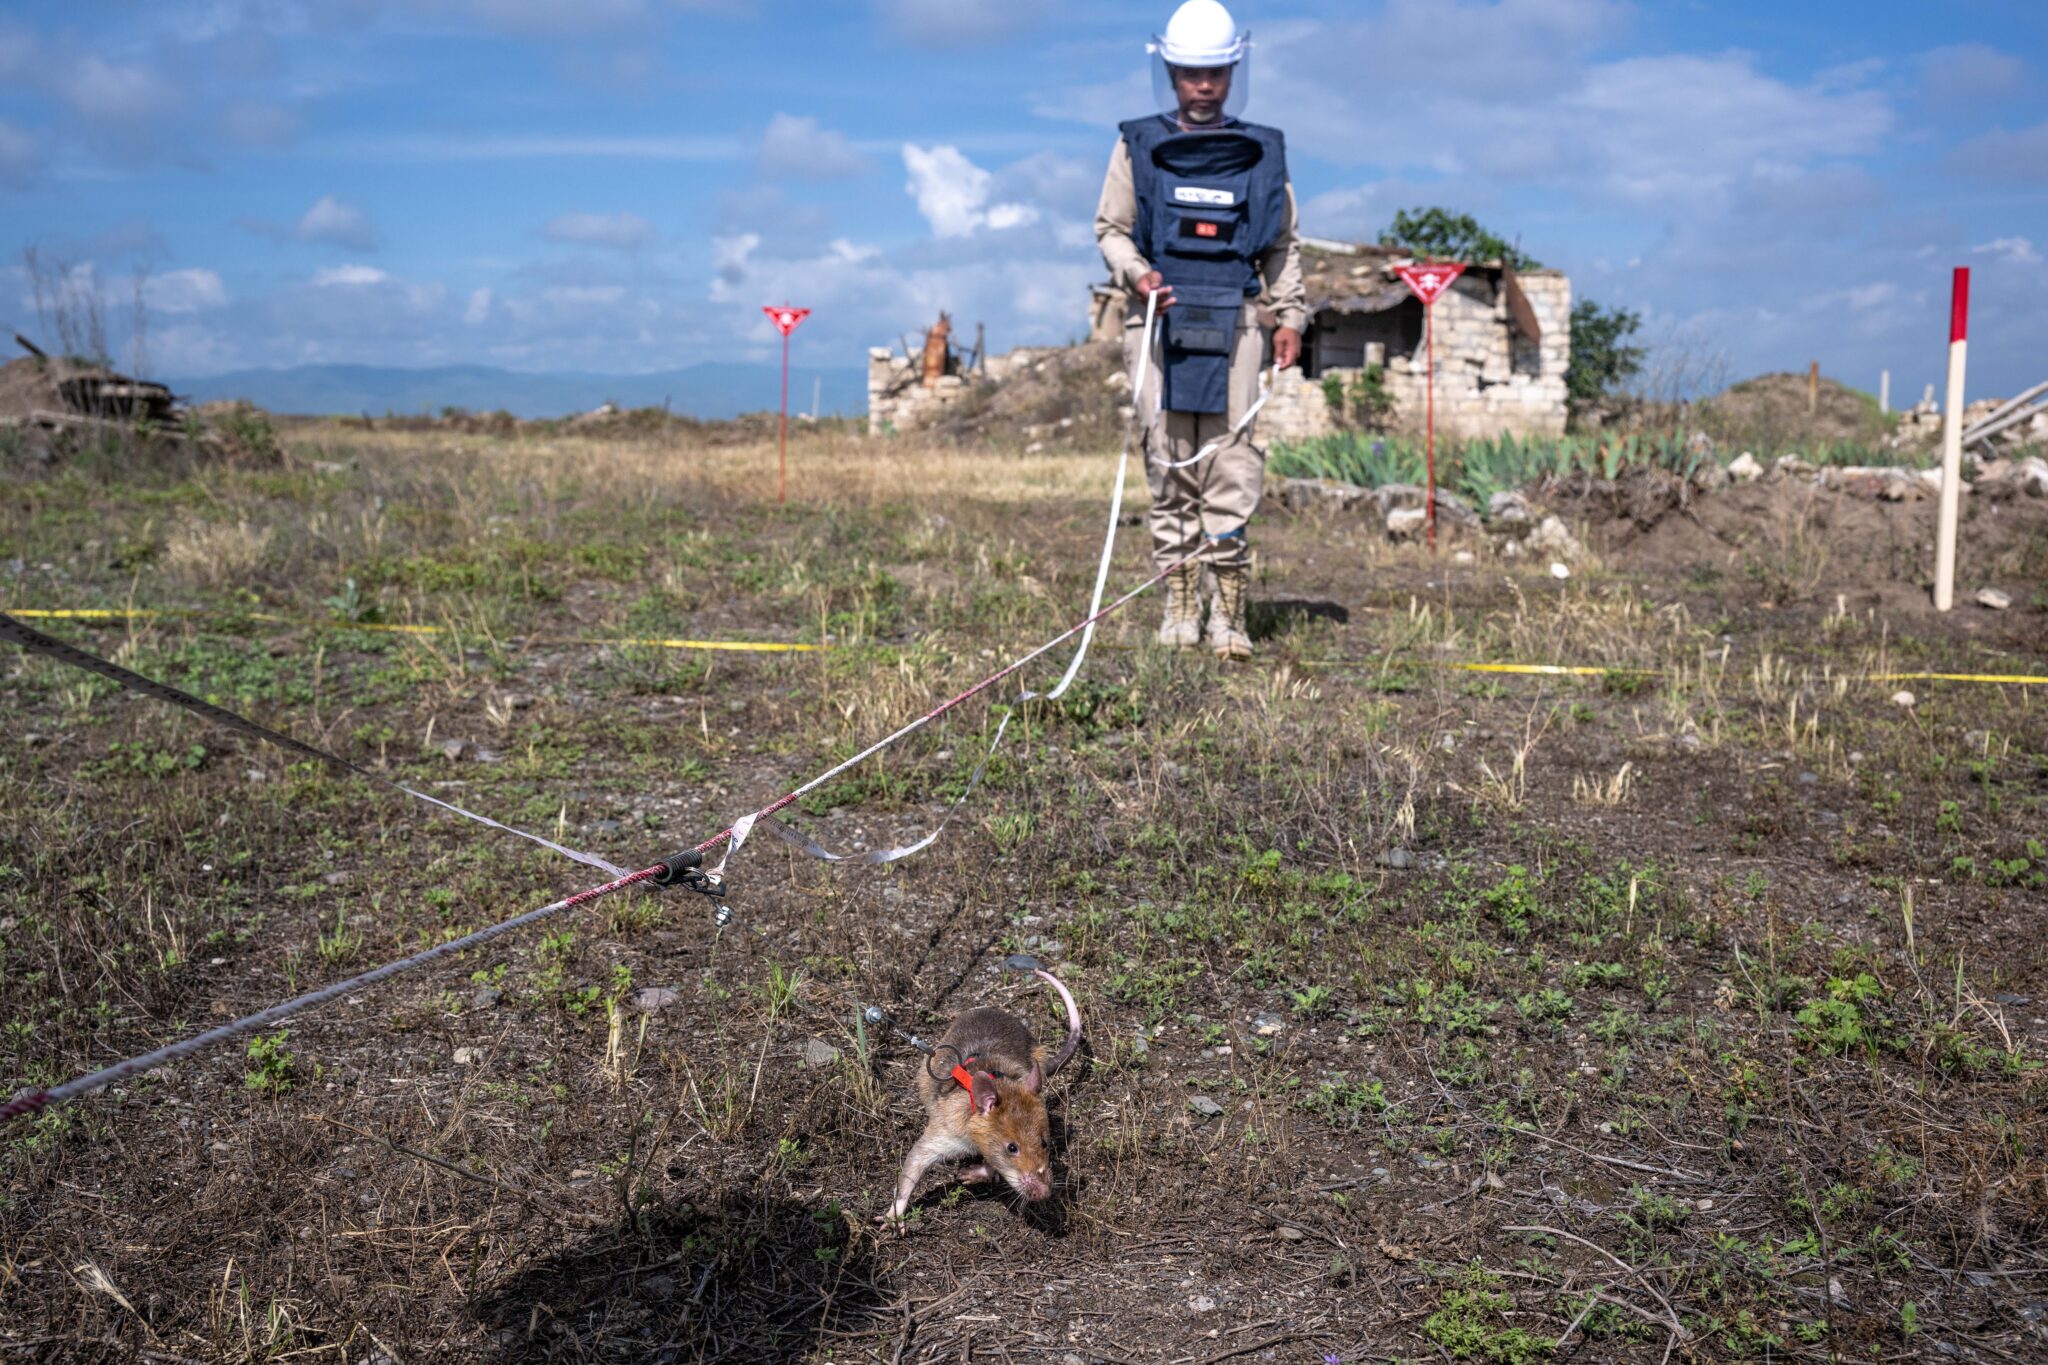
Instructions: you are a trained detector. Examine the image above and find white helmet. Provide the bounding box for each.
[1148,0,1251,122]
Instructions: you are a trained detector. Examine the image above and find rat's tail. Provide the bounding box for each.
[1034,968,1083,1078]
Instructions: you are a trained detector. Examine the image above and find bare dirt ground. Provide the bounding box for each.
[2,425,2046,1364]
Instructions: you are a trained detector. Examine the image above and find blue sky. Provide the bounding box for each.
[2,0,2044,400]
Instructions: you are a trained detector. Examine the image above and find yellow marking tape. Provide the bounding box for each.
[1449,662,1617,677]
[2,607,822,653]
[14,611,2042,680]
[1865,670,2048,686]
[1301,657,2047,686]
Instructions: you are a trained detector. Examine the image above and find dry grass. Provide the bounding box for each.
[163,515,273,586]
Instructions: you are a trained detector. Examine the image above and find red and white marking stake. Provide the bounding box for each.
[1934,268,1968,612]
[764,304,811,505]
[1395,261,1466,552]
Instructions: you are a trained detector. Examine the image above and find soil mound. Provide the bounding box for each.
[1691,371,1893,454]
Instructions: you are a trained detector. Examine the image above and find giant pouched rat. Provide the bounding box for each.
[876,964,1081,1225]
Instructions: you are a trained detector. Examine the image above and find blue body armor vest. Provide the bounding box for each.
[1120,114,1289,415]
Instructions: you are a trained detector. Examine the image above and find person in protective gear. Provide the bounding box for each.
[1095,0,1305,661]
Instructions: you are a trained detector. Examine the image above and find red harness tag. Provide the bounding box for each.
[1195,221,1219,238]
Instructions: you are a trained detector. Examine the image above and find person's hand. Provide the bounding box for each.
[1273,326,1301,370]
[1135,270,1176,312]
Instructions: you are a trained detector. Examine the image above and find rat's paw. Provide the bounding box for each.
[873,1207,910,1234]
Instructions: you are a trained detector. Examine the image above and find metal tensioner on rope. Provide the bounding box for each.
[650,848,734,926]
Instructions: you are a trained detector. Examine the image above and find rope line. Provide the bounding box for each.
[0,866,660,1124]
[0,611,624,876]
[2,606,820,654]
[0,555,1182,1124]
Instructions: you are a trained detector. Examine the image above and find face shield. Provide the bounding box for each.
[1148,35,1250,124]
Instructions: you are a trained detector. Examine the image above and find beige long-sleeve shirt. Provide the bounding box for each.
[1093,134,1307,333]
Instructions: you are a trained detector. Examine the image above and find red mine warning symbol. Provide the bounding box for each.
[764,305,810,337]
[1395,261,1465,305]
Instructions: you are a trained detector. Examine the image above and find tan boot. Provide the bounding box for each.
[1157,564,1202,648]
[1207,563,1253,660]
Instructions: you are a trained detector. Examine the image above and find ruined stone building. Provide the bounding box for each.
[1087,239,1571,441]
[867,237,1572,441]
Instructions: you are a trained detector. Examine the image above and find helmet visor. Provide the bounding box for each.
[1149,39,1250,122]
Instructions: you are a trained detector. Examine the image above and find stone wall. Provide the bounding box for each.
[1262,270,1571,445]
[867,348,970,435]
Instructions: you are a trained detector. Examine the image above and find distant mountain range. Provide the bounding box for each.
[166,362,869,421]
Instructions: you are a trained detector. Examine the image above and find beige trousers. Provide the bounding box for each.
[1125,314,1269,571]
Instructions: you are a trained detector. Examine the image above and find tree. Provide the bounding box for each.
[1565,299,1645,415]
[1377,207,1540,270]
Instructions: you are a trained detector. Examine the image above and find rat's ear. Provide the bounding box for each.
[1021,1061,1043,1093]
[970,1071,1000,1115]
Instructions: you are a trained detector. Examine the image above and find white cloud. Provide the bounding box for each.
[873,0,1043,49]
[296,195,379,249]
[541,211,657,250]
[1948,121,2048,182]
[57,55,182,126]
[757,113,872,180]
[1973,236,2041,266]
[328,132,740,161]
[710,231,760,287]
[542,284,626,306]
[144,268,228,314]
[0,117,37,187]
[312,264,392,287]
[239,196,381,250]
[465,286,493,323]
[1921,44,2026,108]
[902,144,1038,238]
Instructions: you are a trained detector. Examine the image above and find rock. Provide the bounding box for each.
[1549,561,1571,580]
[1691,460,1729,491]
[1129,1034,1150,1059]
[2016,456,2048,496]
[1270,475,1375,516]
[1188,1294,1217,1313]
[1918,466,1967,496]
[587,818,624,835]
[1386,507,1427,540]
[453,1046,484,1066]
[1976,587,2011,611]
[630,986,680,1012]
[1488,490,1533,526]
[1377,847,1414,870]
[640,1274,678,1300]
[1432,488,1481,527]
[1253,1013,1284,1037]
[1276,1224,1305,1241]
[802,1038,841,1069]
[1879,475,1922,502]
[1775,453,1816,477]
[472,986,504,1009]
[1528,514,1583,560]
[321,870,351,886]
[1727,452,1763,481]
[438,739,471,762]
[1891,690,1916,708]
[1371,482,1428,513]
[1188,1096,1225,1119]
[1452,549,1475,564]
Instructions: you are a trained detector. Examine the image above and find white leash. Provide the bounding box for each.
[728,315,1174,867]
